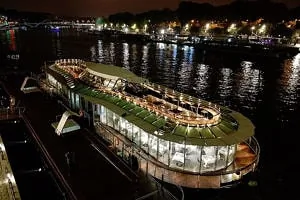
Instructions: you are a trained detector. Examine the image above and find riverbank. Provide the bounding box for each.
[87,31,300,58]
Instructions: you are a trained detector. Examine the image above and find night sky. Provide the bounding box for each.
[0,0,299,16]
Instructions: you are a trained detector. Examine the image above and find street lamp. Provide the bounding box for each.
[205,23,210,35]
[251,26,255,35]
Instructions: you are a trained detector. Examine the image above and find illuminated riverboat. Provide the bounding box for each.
[43,59,260,189]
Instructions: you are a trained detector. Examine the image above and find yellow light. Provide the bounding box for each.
[131,23,136,29]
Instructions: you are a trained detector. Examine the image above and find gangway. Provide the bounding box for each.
[20,76,41,94]
[52,110,81,136]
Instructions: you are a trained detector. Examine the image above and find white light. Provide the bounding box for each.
[6,173,16,184]
[205,23,210,29]
[0,143,5,151]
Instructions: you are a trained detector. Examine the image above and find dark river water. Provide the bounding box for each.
[1,28,299,200]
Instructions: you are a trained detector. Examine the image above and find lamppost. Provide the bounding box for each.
[205,23,210,35]
[251,26,255,35]
[6,106,9,119]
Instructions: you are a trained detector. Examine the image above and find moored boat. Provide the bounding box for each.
[41,59,260,189]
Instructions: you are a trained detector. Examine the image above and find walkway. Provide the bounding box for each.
[0,135,22,200]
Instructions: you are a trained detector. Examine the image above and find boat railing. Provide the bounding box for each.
[49,62,236,128]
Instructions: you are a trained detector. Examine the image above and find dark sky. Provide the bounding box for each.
[0,0,299,17]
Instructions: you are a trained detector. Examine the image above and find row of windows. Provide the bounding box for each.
[94,104,236,173]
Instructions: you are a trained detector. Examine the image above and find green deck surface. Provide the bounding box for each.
[48,63,255,146]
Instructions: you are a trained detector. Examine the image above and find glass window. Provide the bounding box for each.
[201,146,217,171]
[120,118,127,135]
[140,130,149,153]
[107,109,113,127]
[126,121,133,139]
[113,113,120,131]
[75,94,80,108]
[149,134,157,159]
[100,105,107,124]
[132,125,140,145]
[184,144,199,172]
[216,146,228,170]
[157,139,169,165]
[170,142,185,170]
[93,105,100,124]
[227,145,236,165]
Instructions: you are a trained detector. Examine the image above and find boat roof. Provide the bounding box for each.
[86,62,148,84]
[47,62,255,146]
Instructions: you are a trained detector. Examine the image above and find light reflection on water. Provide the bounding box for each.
[141,45,149,77]
[1,30,300,200]
[280,53,300,100]
[277,53,300,120]
[236,61,263,109]
[122,43,129,69]
[193,64,209,98]
[218,67,233,99]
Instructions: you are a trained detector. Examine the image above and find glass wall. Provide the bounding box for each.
[106,109,114,127]
[184,144,200,172]
[88,100,239,173]
[132,125,140,146]
[140,130,149,153]
[149,134,157,159]
[157,138,169,164]
[100,105,107,124]
[75,94,80,109]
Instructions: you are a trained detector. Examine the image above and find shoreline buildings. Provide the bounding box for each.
[41,59,260,188]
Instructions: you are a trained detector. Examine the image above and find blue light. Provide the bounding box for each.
[50,26,60,32]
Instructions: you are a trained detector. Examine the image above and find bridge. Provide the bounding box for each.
[18,20,95,29]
